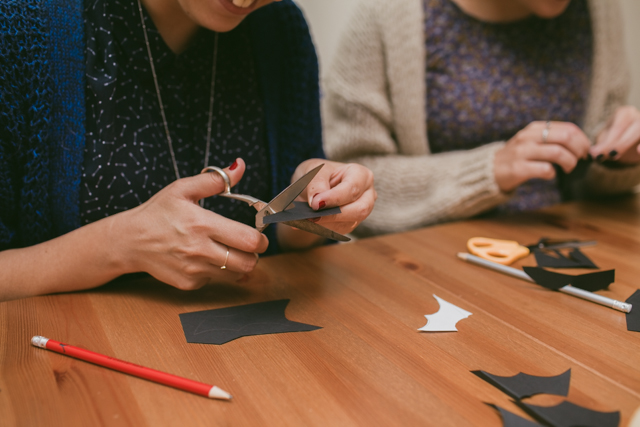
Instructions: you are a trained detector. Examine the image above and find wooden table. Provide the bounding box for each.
[2,196,639,426]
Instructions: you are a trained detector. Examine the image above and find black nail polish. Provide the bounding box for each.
[596,154,605,162]
[586,153,593,161]
[609,150,618,158]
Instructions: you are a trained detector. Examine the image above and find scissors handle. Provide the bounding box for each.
[201,166,267,211]
[467,237,530,265]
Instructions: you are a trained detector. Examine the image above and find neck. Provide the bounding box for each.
[141,0,199,53]
[450,0,531,22]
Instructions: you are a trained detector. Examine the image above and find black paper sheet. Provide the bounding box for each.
[523,267,614,292]
[179,299,322,344]
[626,290,640,332]
[262,201,341,224]
[533,248,598,269]
[487,404,543,427]
[473,370,571,400]
[517,400,620,427]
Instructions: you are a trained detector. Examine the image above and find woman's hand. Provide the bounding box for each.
[277,159,376,250]
[590,106,640,164]
[494,121,591,192]
[115,158,268,290]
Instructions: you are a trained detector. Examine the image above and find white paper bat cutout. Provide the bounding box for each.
[418,294,472,332]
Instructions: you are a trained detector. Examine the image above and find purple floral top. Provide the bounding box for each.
[424,0,592,213]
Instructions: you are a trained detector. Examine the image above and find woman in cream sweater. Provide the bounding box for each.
[323,0,640,236]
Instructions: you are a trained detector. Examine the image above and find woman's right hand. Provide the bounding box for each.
[494,121,591,192]
[114,158,268,290]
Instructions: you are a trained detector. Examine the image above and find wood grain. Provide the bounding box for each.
[1,196,639,426]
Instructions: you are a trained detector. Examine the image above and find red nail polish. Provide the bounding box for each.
[229,160,238,170]
[309,217,320,223]
[319,201,326,209]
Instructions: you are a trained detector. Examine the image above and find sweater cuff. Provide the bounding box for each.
[585,161,640,195]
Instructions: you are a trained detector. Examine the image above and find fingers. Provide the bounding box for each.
[309,163,374,210]
[175,158,247,202]
[528,142,579,173]
[204,211,269,254]
[590,106,640,161]
[495,121,589,192]
[528,121,591,159]
[313,187,377,234]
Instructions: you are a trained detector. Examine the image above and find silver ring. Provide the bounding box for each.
[542,121,551,144]
[220,246,230,270]
[201,166,231,194]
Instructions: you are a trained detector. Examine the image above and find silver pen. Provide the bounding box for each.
[457,252,632,313]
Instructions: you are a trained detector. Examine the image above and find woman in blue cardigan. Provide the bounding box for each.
[0,0,376,301]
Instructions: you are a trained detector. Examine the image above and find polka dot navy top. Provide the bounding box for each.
[424,0,592,213]
[81,0,271,227]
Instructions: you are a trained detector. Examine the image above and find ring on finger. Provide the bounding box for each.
[220,246,230,270]
[541,120,551,144]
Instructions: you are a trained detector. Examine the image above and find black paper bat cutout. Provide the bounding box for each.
[179,299,321,344]
[516,400,620,427]
[523,267,614,292]
[533,248,598,269]
[262,201,341,224]
[486,403,543,427]
[626,290,640,333]
[473,369,571,400]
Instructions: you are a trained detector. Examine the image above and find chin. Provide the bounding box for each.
[533,0,572,18]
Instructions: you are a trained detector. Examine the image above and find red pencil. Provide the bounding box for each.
[31,336,232,400]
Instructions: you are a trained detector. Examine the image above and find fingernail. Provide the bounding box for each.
[596,154,605,162]
[609,150,618,158]
[318,201,326,209]
[229,160,238,170]
[586,153,593,161]
[308,217,320,223]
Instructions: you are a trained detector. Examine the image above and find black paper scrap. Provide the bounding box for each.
[473,369,571,400]
[534,248,598,269]
[262,201,341,225]
[486,403,543,427]
[523,267,614,292]
[626,290,640,333]
[516,400,620,427]
[179,299,322,344]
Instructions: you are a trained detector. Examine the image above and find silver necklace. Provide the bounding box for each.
[136,0,219,183]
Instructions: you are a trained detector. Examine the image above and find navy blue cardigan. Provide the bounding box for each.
[0,0,323,252]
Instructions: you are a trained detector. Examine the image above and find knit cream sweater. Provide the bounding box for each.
[323,0,640,237]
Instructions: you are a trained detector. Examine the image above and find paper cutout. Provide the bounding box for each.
[533,248,598,269]
[486,403,544,427]
[473,369,571,400]
[179,299,321,344]
[516,400,620,427]
[523,267,614,292]
[262,201,341,225]
[418,295,472,332]
[626,290,640,333]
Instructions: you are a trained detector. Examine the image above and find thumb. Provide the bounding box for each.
[178,158,246,202]
[305,172,332,210]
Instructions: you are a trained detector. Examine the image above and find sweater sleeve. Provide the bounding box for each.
[322,0,509,236]
[580,0,640,196]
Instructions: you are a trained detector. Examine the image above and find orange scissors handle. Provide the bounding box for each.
[467,237,530,265]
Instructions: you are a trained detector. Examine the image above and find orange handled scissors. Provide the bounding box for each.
[467,237,530,265]
[467,237,597,265]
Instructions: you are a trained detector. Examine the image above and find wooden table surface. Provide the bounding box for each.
[2,196,639,426]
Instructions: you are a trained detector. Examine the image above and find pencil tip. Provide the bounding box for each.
[209,386,232,400]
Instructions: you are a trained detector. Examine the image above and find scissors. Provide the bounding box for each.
[201,164,350,242]
[467,237,596,265]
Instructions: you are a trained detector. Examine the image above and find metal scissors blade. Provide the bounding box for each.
[255,164,324,230]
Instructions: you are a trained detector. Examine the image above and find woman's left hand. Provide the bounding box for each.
[590,106,640,164]
[277,159,376,250]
